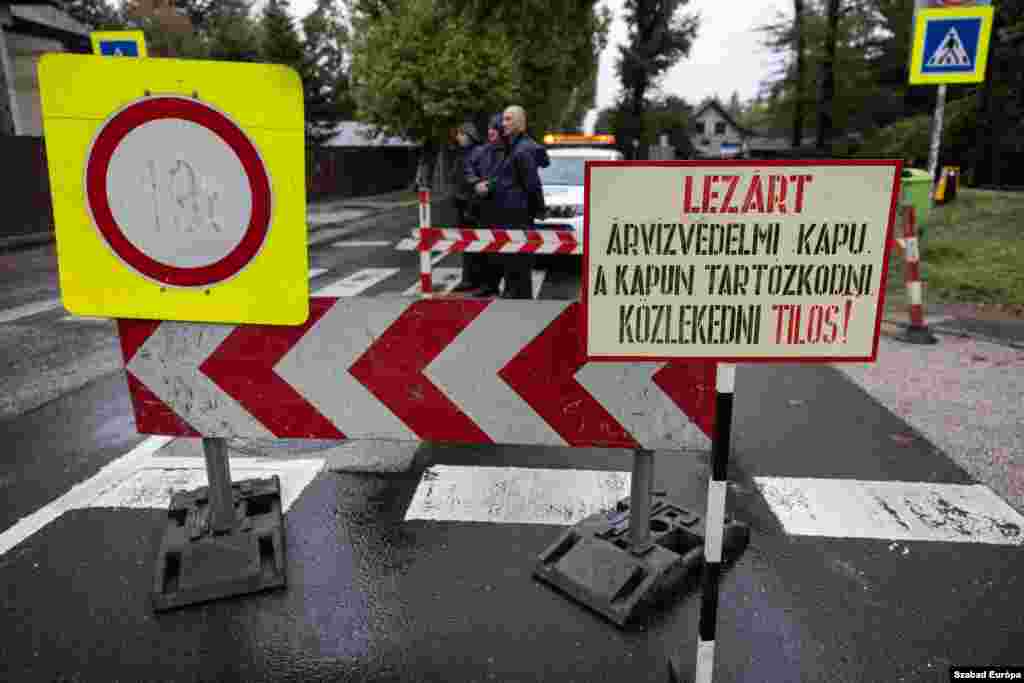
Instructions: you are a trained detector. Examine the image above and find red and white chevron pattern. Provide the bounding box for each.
[119,298,715,450]
[396,228,581,255]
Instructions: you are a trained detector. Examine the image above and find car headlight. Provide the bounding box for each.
[571,204,584,217]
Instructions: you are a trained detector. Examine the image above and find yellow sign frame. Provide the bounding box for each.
[90,30,148,57]
[37,54,309,325]
[909,6,994,85]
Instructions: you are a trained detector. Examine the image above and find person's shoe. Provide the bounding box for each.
[451,281,481,294]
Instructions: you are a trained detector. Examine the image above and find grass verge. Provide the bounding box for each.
[885,188,1024,316]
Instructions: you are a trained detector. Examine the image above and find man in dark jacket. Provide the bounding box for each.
[474,105,545,299]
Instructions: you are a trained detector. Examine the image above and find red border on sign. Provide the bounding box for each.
[581,159,903,364]
[85,96,272,287]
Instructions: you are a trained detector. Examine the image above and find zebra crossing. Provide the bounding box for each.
[2,257,1022,560]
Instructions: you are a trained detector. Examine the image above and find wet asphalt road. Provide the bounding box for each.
[0,204,1022,682]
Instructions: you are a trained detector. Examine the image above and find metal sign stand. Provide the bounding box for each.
[534,377,750,628]
[151,437,287,612]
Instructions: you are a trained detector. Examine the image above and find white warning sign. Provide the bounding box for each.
[927,27,971,66]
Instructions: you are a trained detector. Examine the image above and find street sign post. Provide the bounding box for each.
[90,30,148,58]
[909,1,994,211]
[582,160,901,683]
[37,54,309,326]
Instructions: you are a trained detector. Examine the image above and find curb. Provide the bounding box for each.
[883,316,1024,350]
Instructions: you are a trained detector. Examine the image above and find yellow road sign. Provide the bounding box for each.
[90,30,148,57]
[909,6,993,85]
[37,54,309,325]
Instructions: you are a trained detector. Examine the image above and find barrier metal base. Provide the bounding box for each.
[897,324,939,345]
[152,476,287,612]
[533,494,749,627]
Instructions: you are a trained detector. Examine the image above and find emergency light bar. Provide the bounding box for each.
[543,133,616,145]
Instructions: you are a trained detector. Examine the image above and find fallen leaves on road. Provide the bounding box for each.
[890,433,916,446]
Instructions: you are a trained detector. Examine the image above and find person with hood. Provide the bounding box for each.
[451,121,483,226]
[453,113,506,295]
[448,121,489,294]
[474,105,545,299]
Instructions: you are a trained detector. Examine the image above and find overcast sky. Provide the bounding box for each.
[285,0,794,132]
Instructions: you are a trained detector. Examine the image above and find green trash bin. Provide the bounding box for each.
[901,168,933,240]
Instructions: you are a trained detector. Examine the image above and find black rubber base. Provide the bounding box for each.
[533,494,750,627]
[152,476,287,612]
[897,324,939,345]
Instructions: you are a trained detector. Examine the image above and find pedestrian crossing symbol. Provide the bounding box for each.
[927,26,971,68]
[909,6,992,84]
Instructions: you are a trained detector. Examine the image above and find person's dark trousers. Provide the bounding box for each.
[500,253,533,298]
[499,219,534,299]
[454,198,484,288]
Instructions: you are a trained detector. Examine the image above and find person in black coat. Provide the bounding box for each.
[450,122,486,293]
[455,113,506,296]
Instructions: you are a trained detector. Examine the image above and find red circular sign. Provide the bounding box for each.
[85,96,272,287]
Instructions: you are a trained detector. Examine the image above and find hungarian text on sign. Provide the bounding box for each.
[583,162,901,362]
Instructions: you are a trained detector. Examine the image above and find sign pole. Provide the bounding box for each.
[628,449,655,553]
[202,437,237,533]
[695,363,735,683]
[926,83,947,206]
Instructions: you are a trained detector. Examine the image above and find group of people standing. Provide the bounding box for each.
[448,105,549,299]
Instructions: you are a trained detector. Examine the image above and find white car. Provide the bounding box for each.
[536,143,624,249]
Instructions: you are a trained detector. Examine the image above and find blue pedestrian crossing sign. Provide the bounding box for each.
[909,6,993,84]
[90,31,148,58]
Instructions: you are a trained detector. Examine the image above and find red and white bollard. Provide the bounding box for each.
[897,199,938,345]
[418,187,433,296]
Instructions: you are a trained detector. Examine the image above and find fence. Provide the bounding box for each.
[307,145,420,199]
[0,136,54,240]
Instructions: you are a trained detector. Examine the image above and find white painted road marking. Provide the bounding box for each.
[404,465,630,525]
[313,268,399,296]
[401,269,547,298]
[0,298,62,323]
[756,477,1024,545]
[0,435,325,558]
[329,240,391,248]
[0,436,174,557]
[87,456,324,513]
[308,267,328,279]
[402,267,462,295]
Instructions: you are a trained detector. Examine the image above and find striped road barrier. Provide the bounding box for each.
[398,225,581,296]
[896,197,938,345]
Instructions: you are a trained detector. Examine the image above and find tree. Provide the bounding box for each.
[347,0,520,188]
[814,0,840,153]
[595,93,694,159]
[260,0,306,73]
[302,0,356,145]
[63,0,125,29]
[167,0,261,62]
[791,0,806,148]
[123,0,203,58]
[446,0,612,140]
[615,0,700,159]
[727,91,742,119]
[171,0,250,31]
